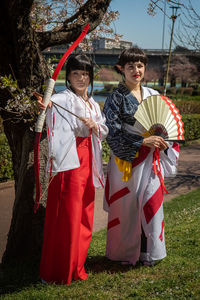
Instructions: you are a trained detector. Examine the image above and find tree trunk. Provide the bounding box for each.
[0,2,49,264]
[158,77,164,86]
[170,75,176,87]
[2,124,48,264]
[181,81,187,87]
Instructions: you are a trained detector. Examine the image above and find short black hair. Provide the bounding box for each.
[115,47,148,74]
[65,54,94,97]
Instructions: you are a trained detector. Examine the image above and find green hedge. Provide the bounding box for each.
[0,114,200,182]
[173,100,200,114]
[153,86,200,99]
[0,133,14,182]
[182,114,200,141]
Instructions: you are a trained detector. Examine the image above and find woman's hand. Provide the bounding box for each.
[81,117,98,135]
[32,91,52,110]
[142,135,168,151]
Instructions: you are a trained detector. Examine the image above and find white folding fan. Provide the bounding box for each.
[131,95,184,142]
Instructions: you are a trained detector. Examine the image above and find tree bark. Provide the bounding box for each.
[0,0,111,264]
[2,123,48,263]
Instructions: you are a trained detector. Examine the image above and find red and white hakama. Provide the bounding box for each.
[104,143,179,265]
[40,88,108,284]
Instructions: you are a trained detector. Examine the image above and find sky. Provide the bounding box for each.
[109,0,200,50]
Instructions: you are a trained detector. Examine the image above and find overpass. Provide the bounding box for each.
[43,48,200,71]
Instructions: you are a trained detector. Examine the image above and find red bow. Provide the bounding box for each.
[34,25,89,213]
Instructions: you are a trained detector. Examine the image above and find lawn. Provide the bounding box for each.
[0,188,200,299]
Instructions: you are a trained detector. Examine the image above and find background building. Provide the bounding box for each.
[92,37,132,50]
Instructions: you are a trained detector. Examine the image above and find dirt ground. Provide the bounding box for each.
[0,142,200,262]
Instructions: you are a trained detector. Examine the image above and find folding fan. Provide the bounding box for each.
[132,95,184,142]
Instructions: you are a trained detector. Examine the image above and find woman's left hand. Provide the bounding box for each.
[142,135,169,151]
[32,91,52,110]
[81,118,98,135]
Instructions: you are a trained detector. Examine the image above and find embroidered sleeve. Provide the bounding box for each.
[103,90,144,162]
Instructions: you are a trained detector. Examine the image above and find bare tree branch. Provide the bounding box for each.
[174,0,200,50]
[35,0,112,50]
[149,0,200,51]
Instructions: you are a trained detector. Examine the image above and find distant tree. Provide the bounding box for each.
[173,45,191,53]
[144,67,161,86]
[168,55,199,87]
[97,67,121,82]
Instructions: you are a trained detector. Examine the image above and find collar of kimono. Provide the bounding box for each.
[34,24,89,213]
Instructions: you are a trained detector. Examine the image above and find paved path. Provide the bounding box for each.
[0,143,200,262]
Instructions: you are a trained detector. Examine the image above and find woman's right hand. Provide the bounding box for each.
[33,91,52,110]
[81,117,98,136]
[142,136,168,151]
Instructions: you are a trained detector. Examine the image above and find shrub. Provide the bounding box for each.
[192,89,200,96]
[182,114,200,141]
[173,100,200,114]
[177,87,194,96]
[0,117,3,134]
[167,87,177,95]
[0,133,14,182]
[103,84,116,92]
[98,101,105,111]
[102,140,110,162]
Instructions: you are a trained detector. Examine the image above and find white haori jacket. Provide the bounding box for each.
[45,88,108,188]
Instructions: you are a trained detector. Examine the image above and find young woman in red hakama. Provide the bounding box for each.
[36,54,108,284]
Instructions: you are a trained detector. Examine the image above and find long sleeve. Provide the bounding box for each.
[93,103,108,141]
[103,87,144,162]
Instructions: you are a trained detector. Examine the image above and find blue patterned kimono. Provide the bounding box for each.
[103,83,156,162]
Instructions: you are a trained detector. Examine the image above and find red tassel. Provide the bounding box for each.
[153,148,168,194]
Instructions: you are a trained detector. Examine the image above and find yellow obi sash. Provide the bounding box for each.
[114,152,139,181]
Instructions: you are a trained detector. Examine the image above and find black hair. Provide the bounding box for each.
[115,47,148,74]
[65,54,94,97]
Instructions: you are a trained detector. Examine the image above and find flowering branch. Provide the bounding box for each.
[0,75,38,124]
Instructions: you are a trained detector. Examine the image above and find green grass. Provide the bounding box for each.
[1,188,200,299]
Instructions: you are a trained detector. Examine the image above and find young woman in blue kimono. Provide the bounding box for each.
[103,47,179,266]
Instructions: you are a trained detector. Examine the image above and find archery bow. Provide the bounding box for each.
[34,24,89,213]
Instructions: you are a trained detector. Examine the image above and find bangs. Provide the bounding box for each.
[68,56,92,73]
[117,47,148,68]
[123,53,148,66]
[65,54,94,97]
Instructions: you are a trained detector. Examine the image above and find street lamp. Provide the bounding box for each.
[164,6,180,96]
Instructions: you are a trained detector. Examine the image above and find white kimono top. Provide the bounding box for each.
[45,88,108,188]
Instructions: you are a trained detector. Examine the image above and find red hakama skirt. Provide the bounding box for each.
[40,136,95,284]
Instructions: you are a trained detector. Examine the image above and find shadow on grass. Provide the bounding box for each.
[85,255,141,275]
[0,255,142,296]
[0,259,41,296]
